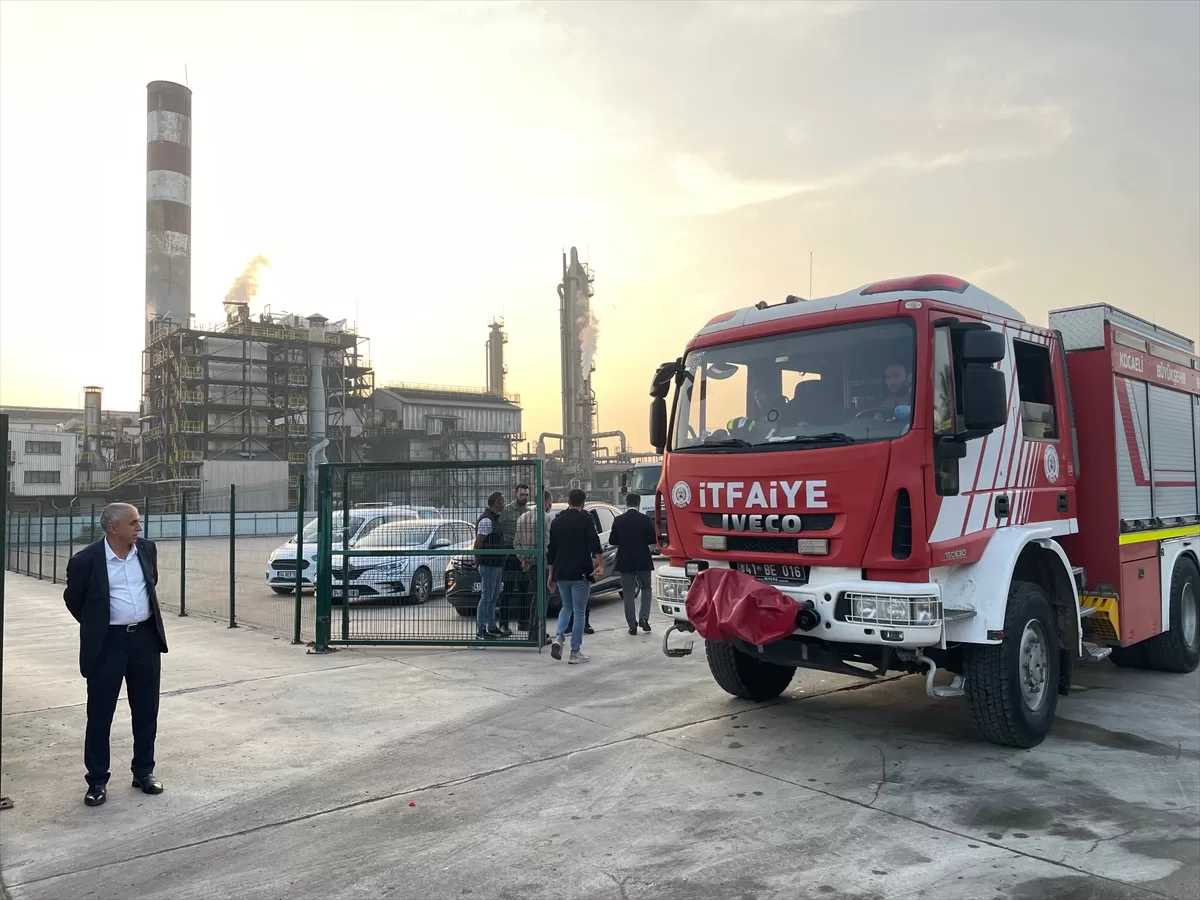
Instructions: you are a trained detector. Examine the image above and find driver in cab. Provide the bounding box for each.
[727,382,787,437]
[881,359,913,418]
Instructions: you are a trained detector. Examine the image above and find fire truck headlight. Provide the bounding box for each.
[884,598,910,621]
[854,597,878,620]
[912,600,940,624]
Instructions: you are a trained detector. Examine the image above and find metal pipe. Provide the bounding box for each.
[917,653,965,699]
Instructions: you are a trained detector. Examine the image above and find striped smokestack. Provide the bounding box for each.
[145,80,192,344]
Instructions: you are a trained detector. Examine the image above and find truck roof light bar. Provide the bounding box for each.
[861,274,970,296]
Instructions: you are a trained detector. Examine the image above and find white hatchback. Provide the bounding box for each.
[264,505,442,594]
[331,518,477,604]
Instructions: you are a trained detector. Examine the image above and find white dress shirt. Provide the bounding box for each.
[105,538,152,626]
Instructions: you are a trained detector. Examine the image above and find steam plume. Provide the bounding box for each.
[224,255,271,306]
[576,286,598,383]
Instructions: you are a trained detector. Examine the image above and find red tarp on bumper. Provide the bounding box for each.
[685,568,801,645]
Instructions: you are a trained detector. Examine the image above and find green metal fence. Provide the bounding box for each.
[314,460,547,651]
[2,478,313,644]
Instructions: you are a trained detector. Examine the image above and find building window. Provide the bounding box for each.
[1014,340,1059,441]
[24,440,62,455]
[24,470,62,484]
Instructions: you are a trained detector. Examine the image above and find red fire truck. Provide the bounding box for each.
[649,275,1199,748]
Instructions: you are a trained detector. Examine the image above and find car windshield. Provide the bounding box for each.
[300,515,370,542]
[355,524,436,548]
[629,465,662,495]
[672,319,916,451]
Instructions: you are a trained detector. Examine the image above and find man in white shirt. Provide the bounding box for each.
[64,502,169,807]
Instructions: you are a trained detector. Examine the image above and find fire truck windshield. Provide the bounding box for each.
[672,318,916,452]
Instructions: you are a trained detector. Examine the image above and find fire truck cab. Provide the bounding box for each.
[650,275,1200,748]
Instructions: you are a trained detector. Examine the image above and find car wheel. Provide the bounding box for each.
[410,567,434,605]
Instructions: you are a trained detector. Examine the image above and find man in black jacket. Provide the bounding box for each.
[610,492,658,635]
[63,502,169,807]
[547,489,603,664]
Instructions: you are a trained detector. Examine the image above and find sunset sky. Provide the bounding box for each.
[1,0,1197,451]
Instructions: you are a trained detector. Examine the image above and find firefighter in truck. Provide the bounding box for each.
[649,275,1199,749]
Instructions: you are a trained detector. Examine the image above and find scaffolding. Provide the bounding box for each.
[141,311,374,509]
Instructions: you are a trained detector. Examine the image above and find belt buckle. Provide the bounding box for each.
[125,623,138,633]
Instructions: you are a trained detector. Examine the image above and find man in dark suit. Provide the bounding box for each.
[63,502,169,807]
[610,492,658,636]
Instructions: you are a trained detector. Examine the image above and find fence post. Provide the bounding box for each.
[90,504,96,544]
[68,499,74,565]
[37,503,44,581]
[52,503,59,584]
[179,493,188,617]
[228,484,237,628]
[293,474,305,645]
[144,495,150,540]
[314,466,332,652]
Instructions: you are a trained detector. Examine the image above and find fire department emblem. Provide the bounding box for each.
[671,481,692,508]
[1044,444,1060,484]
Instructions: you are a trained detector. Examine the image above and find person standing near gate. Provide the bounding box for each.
[548,489,603,664]
[515,489,554,642]
[63,502,168,807]
[496,483,531,637]
[610,492,657,635]
[473,492,506,640]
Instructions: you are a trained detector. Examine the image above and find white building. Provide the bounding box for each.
[7,429,78,498]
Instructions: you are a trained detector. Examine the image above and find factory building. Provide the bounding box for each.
[141,309,373,508]
[6,429,78,499]
[2,390,141,502]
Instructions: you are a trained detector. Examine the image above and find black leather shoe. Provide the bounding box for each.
[628,626,638,635]
[84,785,107,807]
[584,623,595,635]
[132,774,164,794]
[639,620,652,632]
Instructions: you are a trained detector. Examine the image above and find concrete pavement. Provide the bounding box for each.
[1,571,1197,900]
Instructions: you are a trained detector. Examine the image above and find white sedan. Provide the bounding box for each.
[331,518,476,604]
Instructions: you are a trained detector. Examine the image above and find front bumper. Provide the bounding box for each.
[653,564,944,649]
[332,570,409,602]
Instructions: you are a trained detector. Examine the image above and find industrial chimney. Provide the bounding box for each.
[145,80,192,344]
[83,386,103,457]
[486,318,507,396]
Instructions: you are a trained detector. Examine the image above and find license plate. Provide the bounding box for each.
[471,582,481,592]
[334,587,360,598]
[733,562,808,584]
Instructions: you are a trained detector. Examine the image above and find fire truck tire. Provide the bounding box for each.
[964,580,1059,749]
[1108,644,1148,668]
[705,640,795,701]
[1141,556,1200,674]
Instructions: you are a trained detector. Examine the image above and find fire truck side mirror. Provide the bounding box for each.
[960,365,1007,432]
[650,397,668,452]
[960,328,1006,364]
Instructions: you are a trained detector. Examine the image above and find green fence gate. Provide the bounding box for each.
[314,460,548,650]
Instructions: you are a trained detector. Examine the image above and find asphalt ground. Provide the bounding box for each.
[2,571,1197,900]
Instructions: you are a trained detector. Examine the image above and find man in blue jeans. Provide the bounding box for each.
[474,491,506,640]
[547,489,603,664]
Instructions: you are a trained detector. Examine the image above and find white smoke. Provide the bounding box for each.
[224,255,271,312]
[577,286,598,383]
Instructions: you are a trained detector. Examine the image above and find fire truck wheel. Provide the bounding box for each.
[964,580,1059,749]
[705,640,795,701]
[1141,556,1200,674]
[1108,643,1149,668]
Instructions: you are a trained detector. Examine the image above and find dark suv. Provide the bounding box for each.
[444,501,623,618]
